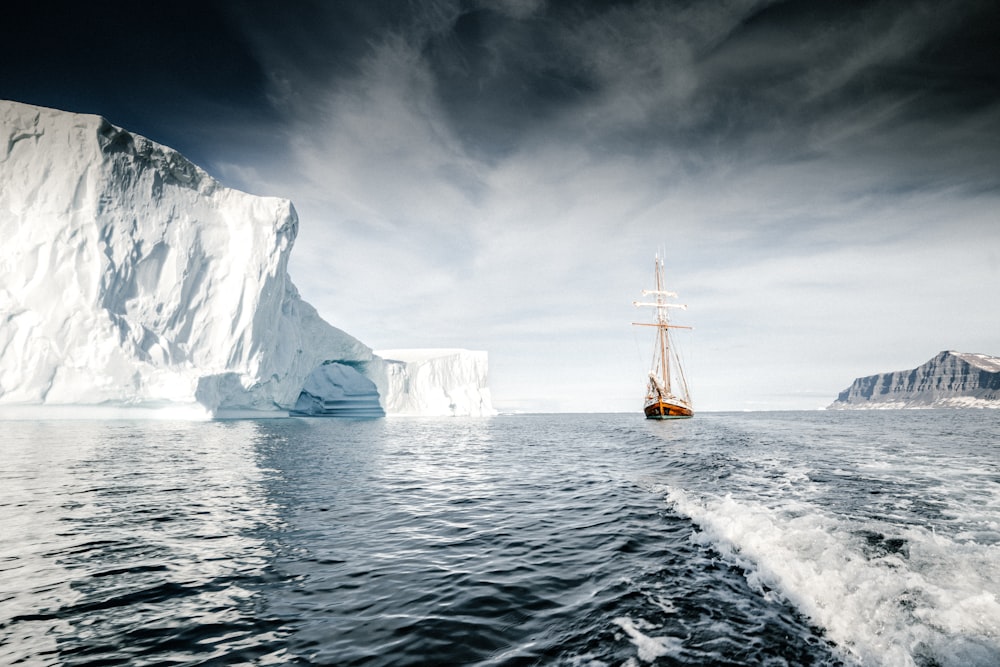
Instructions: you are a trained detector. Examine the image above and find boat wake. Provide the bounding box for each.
[666,486,1000,666]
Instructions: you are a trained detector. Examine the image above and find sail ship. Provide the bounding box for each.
[632,255,693,419]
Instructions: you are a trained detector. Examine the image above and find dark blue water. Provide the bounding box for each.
[1,412,998,666]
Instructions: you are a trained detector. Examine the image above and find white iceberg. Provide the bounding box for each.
[375,349,496,417]
[0,100,493,418]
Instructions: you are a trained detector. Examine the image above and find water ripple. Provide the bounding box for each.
[11,414,989,664]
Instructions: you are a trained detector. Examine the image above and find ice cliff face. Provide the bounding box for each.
[376,349,496,417]
[0,100,493,417]
[828,351,1000,409]
[0,100,373,415]
[290,350,496,418]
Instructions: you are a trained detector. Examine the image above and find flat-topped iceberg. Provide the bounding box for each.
[0,100,493,418]
[376,349,496,417]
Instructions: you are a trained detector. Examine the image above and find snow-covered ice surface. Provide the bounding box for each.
[0,99,371,416]
[0,100,492,418]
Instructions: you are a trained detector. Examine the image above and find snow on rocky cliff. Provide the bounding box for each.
[827,350,1000,409]
[0,100,493,418]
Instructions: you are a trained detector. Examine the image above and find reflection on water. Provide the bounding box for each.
[0,420,290,665]
[246,417,841,666]
[6,413,993,666]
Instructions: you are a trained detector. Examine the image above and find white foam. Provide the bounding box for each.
[667,487,1000,666]
[612,617,683,663]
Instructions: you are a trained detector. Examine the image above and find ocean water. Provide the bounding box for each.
[1,411,997,666]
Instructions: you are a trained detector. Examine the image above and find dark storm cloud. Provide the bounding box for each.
[225,0,1000,189]
[689,1,1000,169]
[6,0,997,178]
[0,0,276,165]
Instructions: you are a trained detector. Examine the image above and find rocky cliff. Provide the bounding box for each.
[828,351,1000,409]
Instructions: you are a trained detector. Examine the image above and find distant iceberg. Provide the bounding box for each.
[0,100,493,418]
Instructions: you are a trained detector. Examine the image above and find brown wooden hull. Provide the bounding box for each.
[644,400,693,419]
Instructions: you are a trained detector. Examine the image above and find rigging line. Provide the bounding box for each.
[673,330,693,402]
[672,343,692,403]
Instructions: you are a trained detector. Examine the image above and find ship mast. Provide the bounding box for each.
[655,256,671,394]
[632,254,691,398]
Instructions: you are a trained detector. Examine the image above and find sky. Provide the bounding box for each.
[3,0,999,412]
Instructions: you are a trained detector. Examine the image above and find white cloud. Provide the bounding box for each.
[228,3,1000,412]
